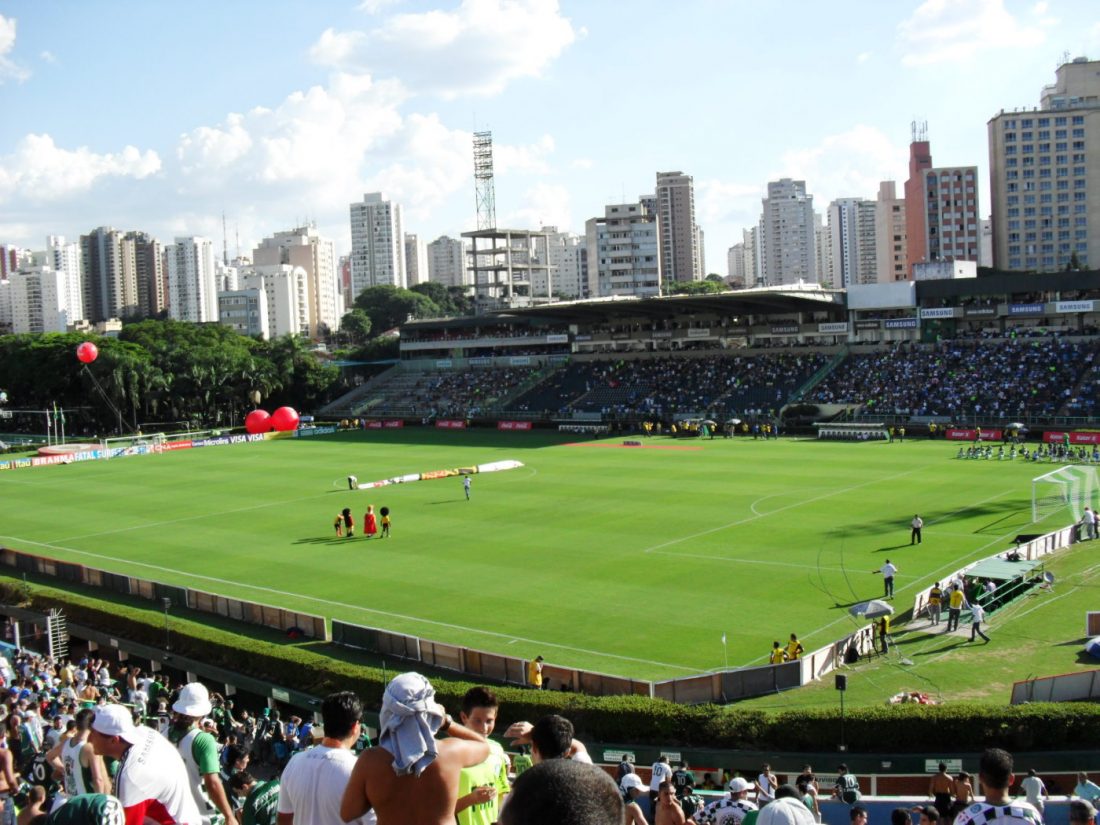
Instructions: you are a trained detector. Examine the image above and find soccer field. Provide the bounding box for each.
[0,430,1053,681]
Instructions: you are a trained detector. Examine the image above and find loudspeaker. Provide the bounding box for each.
[835,674,847,691]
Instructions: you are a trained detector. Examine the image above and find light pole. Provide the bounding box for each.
[162,597,171,651]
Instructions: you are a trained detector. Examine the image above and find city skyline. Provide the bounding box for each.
[0,0,1097,275]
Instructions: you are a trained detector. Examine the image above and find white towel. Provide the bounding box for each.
[378,672,444,777]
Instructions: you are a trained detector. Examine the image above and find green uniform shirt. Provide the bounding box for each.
[47,794,124,825]
[456,740,510,825]
[242,778,280,825]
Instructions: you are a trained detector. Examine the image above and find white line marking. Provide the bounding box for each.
[0,536,704,675]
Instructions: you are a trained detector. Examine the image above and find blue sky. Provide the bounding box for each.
[0,0,1097,274]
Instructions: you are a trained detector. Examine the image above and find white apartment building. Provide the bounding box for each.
[655,171,702,286]
[217,288,269,339]
[10,266,74,333]
[349,193,406,295]
[426,235,468,288]
[759,178,817,285]
[240,265,311,339]
[826,198,878,287]
[46,235,84,322]
[535,227,587,300]
[585,200,661,298]
[815,215,834,288]
[167,236,218,323]
[80,226,138,323]
[404,234,429,287]
[253,225,340,338]
[0,279,10,331]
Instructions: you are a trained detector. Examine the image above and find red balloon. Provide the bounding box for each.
[245,409,272,435]
[76,341,98,364]
[271,406,300,432]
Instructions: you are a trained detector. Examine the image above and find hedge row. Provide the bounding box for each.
[5,575,1098,752]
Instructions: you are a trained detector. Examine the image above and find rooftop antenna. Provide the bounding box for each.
[221,212,228,265]
[235,224,240,260]
[473,131,497,231]
[910,120,928,143]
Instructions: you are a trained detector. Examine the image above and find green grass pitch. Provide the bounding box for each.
[0,431,1075,686]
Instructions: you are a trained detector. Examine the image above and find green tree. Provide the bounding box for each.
[354,285,440,334]
[706,273,725,283]
[339,310,373,345]
[668,280,726,295]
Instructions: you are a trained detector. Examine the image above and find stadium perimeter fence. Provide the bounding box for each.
[0,521,1072,704]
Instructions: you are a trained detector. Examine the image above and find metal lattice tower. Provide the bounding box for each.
[473,131,497,231]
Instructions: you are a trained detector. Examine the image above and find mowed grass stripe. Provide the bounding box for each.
[0,432,1054,680]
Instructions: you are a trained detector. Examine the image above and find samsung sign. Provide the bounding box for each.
[1009,303,1045,316]
[884,318,918,329]
[818,322,849,334]
[770,324,800,335]
[963,306,997,318]
[1055,300,1095,314]
[855,320,881,330]
[919,307,957,320]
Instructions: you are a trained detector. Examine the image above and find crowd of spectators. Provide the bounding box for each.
[809,339,1100,419]
[1,646,1096,825]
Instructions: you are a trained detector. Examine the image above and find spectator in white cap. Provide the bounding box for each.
[89,703,201,825]
[756,797,817,825]
[698,776,757,825]
[172,683,237,825]
[620,773,651,824]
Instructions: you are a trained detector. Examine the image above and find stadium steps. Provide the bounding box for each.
[1057,361,1100,417]
[318,366,403,417]
[789,346,849,402]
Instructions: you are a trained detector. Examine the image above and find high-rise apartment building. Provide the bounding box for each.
[404,234,429,287]
[585,200,661,298]
[80,227,139,322]
[875,182,908,282]
[0,245,22,280]
[904,129,980,276]
[253,225,339,338]
[218,288,269,339]
[655,171,701,286]
[0,280,10,332]
[167,236,218,323]
[9,266,76,333]
[758,178,817,285]
[426,236,467,289]
[826,198,878,287]
[536,227,587,300]
[988,56,1099,271]
[122,231,165,318]
[239,266,311,339]
[46,236,84,323]
[349,193,405,296]
[726,228,757,288]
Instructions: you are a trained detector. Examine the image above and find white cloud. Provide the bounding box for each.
[501,182,572,230]
[310,0,576,98]
[494,135,555,175]
[773,125,908,206]
[0,14,30,83]
[0,134,160,202]
[856,51,872,64]
[357,0,404,13]
[696,180,764,232]
[897,0,1045,66]
[571,158,593,170]
[39,50,56,64]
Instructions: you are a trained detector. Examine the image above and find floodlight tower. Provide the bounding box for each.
[473,131,497,231]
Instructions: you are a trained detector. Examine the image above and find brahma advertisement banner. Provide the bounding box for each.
[946,428,1003,441]
[1043,431,1100,445]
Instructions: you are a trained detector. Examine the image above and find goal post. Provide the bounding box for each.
[1032,464,1100,524]
[100,432,167,457]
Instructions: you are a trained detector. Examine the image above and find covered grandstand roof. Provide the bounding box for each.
[404,284,846,330]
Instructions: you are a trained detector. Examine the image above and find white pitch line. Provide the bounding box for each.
[0,536,704,676]
[642,465,927,555]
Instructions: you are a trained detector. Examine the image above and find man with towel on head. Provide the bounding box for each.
[340,673,489,825]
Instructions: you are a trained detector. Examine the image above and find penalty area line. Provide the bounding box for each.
[0,536,704,676]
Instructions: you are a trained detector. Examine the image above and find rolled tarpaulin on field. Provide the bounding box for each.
[353,459,524,490]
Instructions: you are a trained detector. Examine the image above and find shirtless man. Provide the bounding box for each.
[928,762,954,821]
[655,782,686,825]
[0,744,19,825]
[340,673,488,825]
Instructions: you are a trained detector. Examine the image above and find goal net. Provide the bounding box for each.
[1032,464,1100,524]
[100,432,167,457]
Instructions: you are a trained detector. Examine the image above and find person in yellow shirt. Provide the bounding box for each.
[769,641,788,664]
[785,633,804,660]
[527,656,544,689]
[947,584,966,632]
